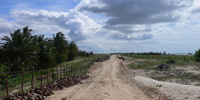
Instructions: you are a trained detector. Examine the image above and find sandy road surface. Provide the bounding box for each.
[46,55,149,100]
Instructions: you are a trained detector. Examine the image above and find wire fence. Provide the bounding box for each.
[0,55,110,98]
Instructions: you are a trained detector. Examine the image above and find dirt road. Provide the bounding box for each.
[46,55,149,100]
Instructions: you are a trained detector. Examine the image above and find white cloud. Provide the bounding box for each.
[77,0,193,25]
[0,18,22,38]
[74,0,200,53]
[191,0,200,13]
[100,24,153,40]
[0,9,101,41]
[75,0,195,41]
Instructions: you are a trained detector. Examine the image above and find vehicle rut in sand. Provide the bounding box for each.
[46,55,149,100]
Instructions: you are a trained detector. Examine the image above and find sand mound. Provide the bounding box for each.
[135,76,200,100]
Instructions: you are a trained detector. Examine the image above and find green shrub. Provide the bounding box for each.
[0,65,7,84]
[194,49,200,62]
[183,56,187,61]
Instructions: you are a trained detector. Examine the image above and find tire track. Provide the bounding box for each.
[46,55,149,100]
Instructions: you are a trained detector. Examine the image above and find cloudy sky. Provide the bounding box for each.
[0,0,200,53]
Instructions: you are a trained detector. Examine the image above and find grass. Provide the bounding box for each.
[0,68,51,89]
[129,55,195,61]
[128,62,156,70]
[126,55,200,85]
[154,73,200,82]
[0,69,54,97]
[0,54,107,98]
[57,54,107,68]
[127,55,200,70]
[0,78,53,97]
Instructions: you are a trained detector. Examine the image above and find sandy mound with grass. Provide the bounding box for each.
[135,76,200,100]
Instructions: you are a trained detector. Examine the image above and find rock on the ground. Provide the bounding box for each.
[166,60,175,64]
[157,64,170,70]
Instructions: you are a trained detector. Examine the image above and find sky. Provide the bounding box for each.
[0,0,200,53]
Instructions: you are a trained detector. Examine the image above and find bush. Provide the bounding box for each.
[0,65,7,84]
[194,49,200,62]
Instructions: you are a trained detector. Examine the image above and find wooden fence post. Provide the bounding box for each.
[64,67,66,78]
[60,69,61,79]
[40,68,42,87]
[52,66,54,82]
[73,67,74,75]
[66,66,68,77]
[6,67,10,98]
[47,69,49,83]
[65,67,67,78]
[67,67,69,77]
[75,67,76,75]
[79,67,81,74]
[80,67,82,74]
[31,66,34,90]
[56,66,58,80]
[75,67,77,75]
[69,67,71,76]
[66,67,68,77]
[71,67,72,76]
[21,68,24,93]
[74,67,75,75]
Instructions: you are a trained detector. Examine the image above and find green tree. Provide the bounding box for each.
[163,51,166,55]
[1,27,38,70]
[90,51,94,55]
[194,49,200,62]
[0,46,3,64]
[86,53,89,57]
[68,41,78,61]
[1,26,39,93]
[78,50,87,57]
[35,35,56,69]
[52,32,68,64]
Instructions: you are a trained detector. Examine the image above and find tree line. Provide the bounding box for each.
[0,26,93,71]
[113,51,200,62]
[111,52,163,56]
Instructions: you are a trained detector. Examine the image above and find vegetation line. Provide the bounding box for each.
[0,26,96,98]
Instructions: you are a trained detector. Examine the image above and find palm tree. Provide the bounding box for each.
[90,51,94,55]
[35,35,56,69]
[0,46,3,64]
[52,32,68,64]
[68,41,78,61]
[1,26,39,93]
[78,50,87,57]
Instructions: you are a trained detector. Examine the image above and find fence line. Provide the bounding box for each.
[0,55,110,98]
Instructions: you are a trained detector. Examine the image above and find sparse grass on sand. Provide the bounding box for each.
[126,55,200,86]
